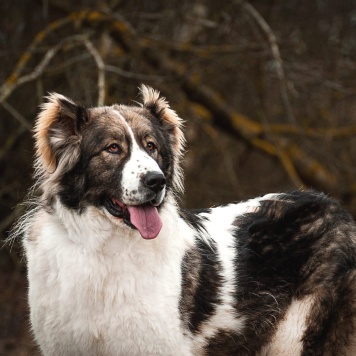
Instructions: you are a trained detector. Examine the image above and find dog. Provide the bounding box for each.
[19,85,356,355]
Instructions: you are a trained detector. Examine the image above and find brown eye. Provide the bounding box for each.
[146,142,156,154]
[105,144,121,154]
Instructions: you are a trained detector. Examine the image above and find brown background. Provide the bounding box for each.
[1,0,356,354]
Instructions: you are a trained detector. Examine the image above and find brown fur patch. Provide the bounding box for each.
[87,107,130,151]
[180,245,202,332]
[34,93,72,173]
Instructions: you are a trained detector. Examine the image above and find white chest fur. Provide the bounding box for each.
[24,206,193,356]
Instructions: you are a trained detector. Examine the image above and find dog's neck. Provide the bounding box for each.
[50,192,188,255]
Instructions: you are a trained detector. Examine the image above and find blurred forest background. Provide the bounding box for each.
[1,0,356,354]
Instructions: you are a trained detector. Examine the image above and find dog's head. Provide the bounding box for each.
[34,85,185,239]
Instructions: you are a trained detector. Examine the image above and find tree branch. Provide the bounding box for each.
[1,101,32,131]
[0,16,73,104]
[87,9,341,192]
[0,34,89,104]
[83,39,106,106]
[0,9,350,195]
[0,126,27,162]
[242,2,296,124]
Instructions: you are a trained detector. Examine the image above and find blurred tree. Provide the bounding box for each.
[0,0,356,353]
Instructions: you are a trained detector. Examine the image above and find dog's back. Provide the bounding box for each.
[180,191,356,355]
[21,87,356,355]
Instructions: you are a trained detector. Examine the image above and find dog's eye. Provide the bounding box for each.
[105,144,121,154]
[146,142,156,154]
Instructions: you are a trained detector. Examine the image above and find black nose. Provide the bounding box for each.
[144,172,166,193]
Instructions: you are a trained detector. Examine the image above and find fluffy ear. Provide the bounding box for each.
[140,84,185,193]
[34,93,88,174]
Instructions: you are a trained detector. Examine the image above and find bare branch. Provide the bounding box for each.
[83,39,106,106]
[243,2,296,124]
[267,124,356,138]
[1,101,32,131]
[86,9,339,192]
[0,34,89,104]
[0,15,73,104]
[104,65,163,81]
[0,45,60,104]
[148,38,265,56]
[286,62,354,94]
[0,126,27,162]
[45,53,92,74]
[0,9,350,195]
[276,150,304,187]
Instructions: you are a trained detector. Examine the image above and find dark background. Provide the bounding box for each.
[1,0,356,354]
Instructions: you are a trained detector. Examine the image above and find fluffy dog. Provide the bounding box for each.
[19,86,356,355]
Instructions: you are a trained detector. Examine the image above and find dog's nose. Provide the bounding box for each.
[144,172,166,193]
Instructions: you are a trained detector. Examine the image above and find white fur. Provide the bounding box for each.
[24,181,313,356]
[25,195,194,356]
[191,204,253,351]
[121,146,164,204]
[24,195,264,355]
[259,296,314,356]
[192,197,275,346]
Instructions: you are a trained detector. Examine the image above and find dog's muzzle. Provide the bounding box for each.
[106,170,166,239]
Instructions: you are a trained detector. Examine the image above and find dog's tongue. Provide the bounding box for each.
[127,205,162,239]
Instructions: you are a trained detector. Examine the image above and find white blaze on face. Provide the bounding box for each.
[115,111,164,206]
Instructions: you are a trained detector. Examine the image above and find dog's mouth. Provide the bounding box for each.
[105,198,162,239]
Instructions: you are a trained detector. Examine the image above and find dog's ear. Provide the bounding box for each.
[140,85,186,192]
[34,93,88,173]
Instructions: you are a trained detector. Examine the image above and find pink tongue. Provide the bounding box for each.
[127,205,162,239]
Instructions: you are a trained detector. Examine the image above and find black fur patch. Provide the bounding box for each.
[144,100,166,122]
[180,244,201,335]
[204,330,248,356]
[146,115,175,191]
[179,208,222,335]
[179,208,212,235]
[58,161,87,211]
[190,239,222,333]
[180,239,223,334]
[57,98,88,135]
[223,190,356,353]
[183,191,356,354]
